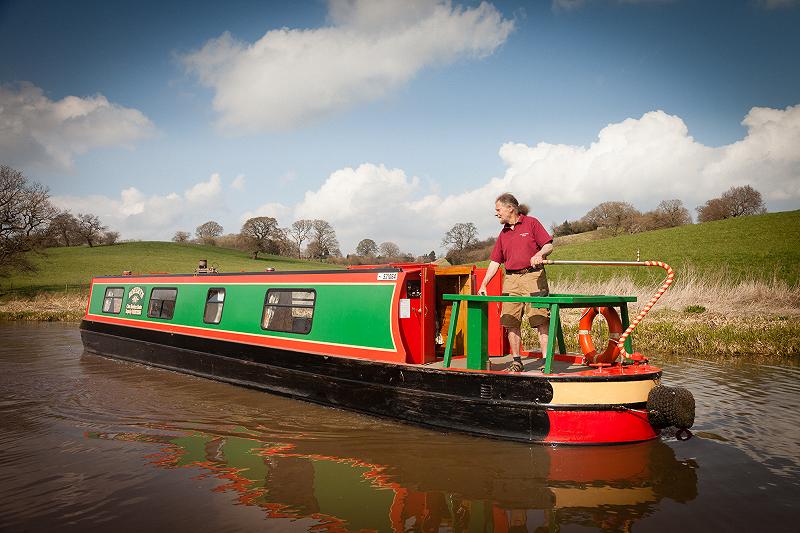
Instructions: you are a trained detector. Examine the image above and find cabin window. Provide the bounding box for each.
[203,288,225,324]
[262,289,315,334]
[148,288,178,319]
[102,287,124,314]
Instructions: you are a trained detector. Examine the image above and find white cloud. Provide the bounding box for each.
[182,0,514,132]
[240,202,292,225]
[703,105,800,200]
[0,81,156,171]
[185,172,222,204]
[291,104,800,254]
[294,163,434,253]
[51,173,232,240]
[490,110,717,207]
[231,174,246,191]
[296,163,419,220]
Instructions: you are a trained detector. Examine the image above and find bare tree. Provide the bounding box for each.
[654,199,692,227]
[287,219,313,258]
[0,165,56,273]
[356,238,378,257]
[696,198,731,223]
[582,201,641,235]
[306,219,340,260]
[697,185,767,222]
[75,213,107,247]
[196,220,223,245]
[442,222,478,252]
[379,241,400,258]
[213,233,242,249]
[172,230,191,243]
[18,182,55,239]
[632,199,693,233]
[722,185,767,217]
[240,216,282,259]
[101,230,120,245]
[47,211,80,246]
[276,229,296,257]
[628,212,658,234]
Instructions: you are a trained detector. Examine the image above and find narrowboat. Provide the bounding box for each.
[79,260,694,445]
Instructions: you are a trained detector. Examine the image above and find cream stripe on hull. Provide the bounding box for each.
[549,378,660,406]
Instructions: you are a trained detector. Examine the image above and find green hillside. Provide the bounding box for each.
[0,242,336,295]
[499,210,800,286]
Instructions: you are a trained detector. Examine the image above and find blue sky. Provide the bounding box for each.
[1,0,798,255]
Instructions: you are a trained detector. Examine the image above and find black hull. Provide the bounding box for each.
[79,320,655,443]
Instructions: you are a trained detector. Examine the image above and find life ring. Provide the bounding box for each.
[578,307,624,364]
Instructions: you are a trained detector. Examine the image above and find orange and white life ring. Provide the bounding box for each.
[578,307,624,364]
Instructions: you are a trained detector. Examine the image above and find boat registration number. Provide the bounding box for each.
[377,272,398,281]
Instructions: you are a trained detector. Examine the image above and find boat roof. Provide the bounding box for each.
[92,265,406,280]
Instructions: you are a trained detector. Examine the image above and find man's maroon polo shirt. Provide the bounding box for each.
[489,214,553,270]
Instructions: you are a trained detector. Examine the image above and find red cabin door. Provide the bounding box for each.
[399,266,436,364]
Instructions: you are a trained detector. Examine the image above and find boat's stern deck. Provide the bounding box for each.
[426,353,659,377]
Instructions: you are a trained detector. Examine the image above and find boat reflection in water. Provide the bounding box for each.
[86,428,698,532]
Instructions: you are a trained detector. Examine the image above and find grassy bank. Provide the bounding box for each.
[0,241,335,296]
[478,210,800,286]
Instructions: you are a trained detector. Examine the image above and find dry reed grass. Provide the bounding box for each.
[547,312,800,357]
[0,290,87,321]
[552,266,800,316]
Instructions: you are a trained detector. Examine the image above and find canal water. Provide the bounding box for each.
[0,322,797,532]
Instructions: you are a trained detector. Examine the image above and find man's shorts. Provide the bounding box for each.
[500,268,550,328]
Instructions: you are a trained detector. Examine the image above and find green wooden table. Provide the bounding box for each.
[441,294,637,374]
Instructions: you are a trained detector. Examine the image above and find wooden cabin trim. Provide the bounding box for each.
[434,266,474,275]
